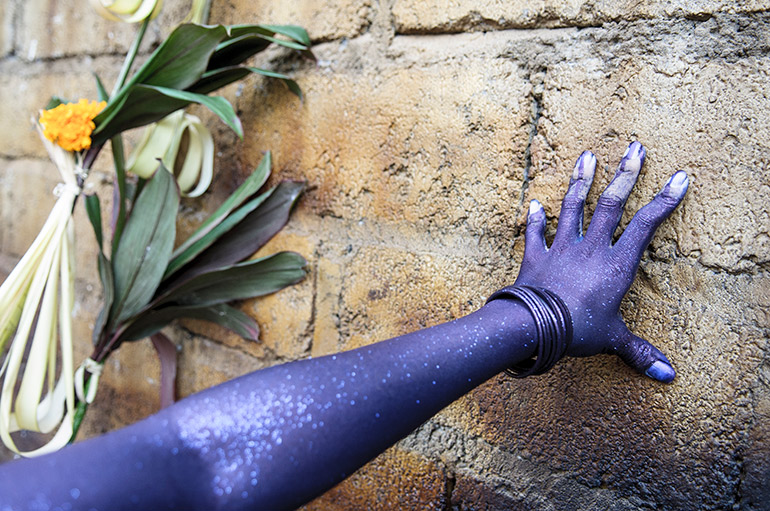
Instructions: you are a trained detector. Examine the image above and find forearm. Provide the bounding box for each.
[0,298,535,511]
[177,298,536,509]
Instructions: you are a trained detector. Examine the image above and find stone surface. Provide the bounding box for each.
[236,33,533,241]
[454,261,770,509]
[0,1,12,57]
[393,0,770,33]
[0,57,121,159]
[301,446,448,510]
[0,2,769,510]
[210,0,372,42]
[522,18,770,274]
[15,0,191,61]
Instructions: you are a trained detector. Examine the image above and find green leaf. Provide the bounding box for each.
[110,135,129,255]
[252,34,307,51]
[164,188,273,279]
[93,73,109,102]
[193,66,252,95]
[92,85,240,147]
[129,25,225,88]
[120,303,259,342]
[84,194,103,249]
[261,25,311,46]
[247,67,302,99]
[94,24,228,138]
[85,192,114,345]
[227,24,310,47]
[209,25,311,71]
[160,180,304,290]
[44,96,68,109]
[110,165,179,327]
[92,252,114,346]
[158,251,307,308]
[168,154,272,266]
[142,85,243,138]
[208,35,272,71]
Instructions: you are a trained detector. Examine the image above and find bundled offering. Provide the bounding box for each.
[0,3,311,456]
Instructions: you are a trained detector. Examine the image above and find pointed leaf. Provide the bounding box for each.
[110,135,129,255]
[159,251,306,308]
[192,66,251,95]
[110,165,179,327]
[164,188,274,279]
[120,303,259,343]
[93,85,241,146]
[94,24,228,134]
[208,35,272,71]
[161,180,304,290]
[194,304,260,341]
[93,73,109,102]
[130,24,226,88]
[261,25,311,46]
[84,194,103,249]
[246,67,302,99]
[92,252,114,346]
[227,24,310,47]
[167,154,272,276]
[141,85,243,138]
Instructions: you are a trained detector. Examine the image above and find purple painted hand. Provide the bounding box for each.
[514,141,688,382]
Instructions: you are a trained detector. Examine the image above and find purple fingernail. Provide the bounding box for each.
[529,199,543,216]
[622,141,644,161]
[667,171,689,197]
[572,151,593,180]
[620,146,643,174]
[645,360,676,383]
[623,141,638,158]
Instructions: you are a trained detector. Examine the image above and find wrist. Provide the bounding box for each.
[486,285,573,377]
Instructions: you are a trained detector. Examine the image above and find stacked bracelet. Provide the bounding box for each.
[486,285,573,378]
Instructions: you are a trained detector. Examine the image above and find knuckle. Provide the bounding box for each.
[632,209,658,230]
[560,195,584,212]
[596,195,624,210]
[606,251,633,277]
[656,193,682,209]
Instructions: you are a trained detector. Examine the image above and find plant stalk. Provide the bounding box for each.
[111,17,151,97]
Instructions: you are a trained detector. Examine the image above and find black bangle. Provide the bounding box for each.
[486,285,573,377]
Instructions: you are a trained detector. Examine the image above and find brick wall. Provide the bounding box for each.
[1,1,769,509]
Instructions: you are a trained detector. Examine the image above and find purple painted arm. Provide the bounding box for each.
[0,142,687,511]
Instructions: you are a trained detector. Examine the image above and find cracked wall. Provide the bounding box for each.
[1,0,769,509]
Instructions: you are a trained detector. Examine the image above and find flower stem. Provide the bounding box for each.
[111,17,151,97]
[69,389,90,443]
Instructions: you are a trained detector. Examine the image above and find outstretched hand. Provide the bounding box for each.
[515,141,688,382]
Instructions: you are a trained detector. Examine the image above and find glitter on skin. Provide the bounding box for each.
[0,142,687,510]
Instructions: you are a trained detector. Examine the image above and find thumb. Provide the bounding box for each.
[615,330,676,383]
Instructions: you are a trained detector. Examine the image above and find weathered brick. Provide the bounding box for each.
[237,33,532,242]
[176,331,263,397]
[210,0,372,41]
[0,57,123,159]
[393,0,770,33]
[526,45,770,273]
[0,0,13,57]
[15,0,191,61]
[0,158,59,257]
[460,261,769,509]
[301,446,448,510]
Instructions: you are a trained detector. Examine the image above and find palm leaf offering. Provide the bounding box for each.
[0,4,312,456]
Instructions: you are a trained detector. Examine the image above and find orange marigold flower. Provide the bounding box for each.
[39,99,107,152]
